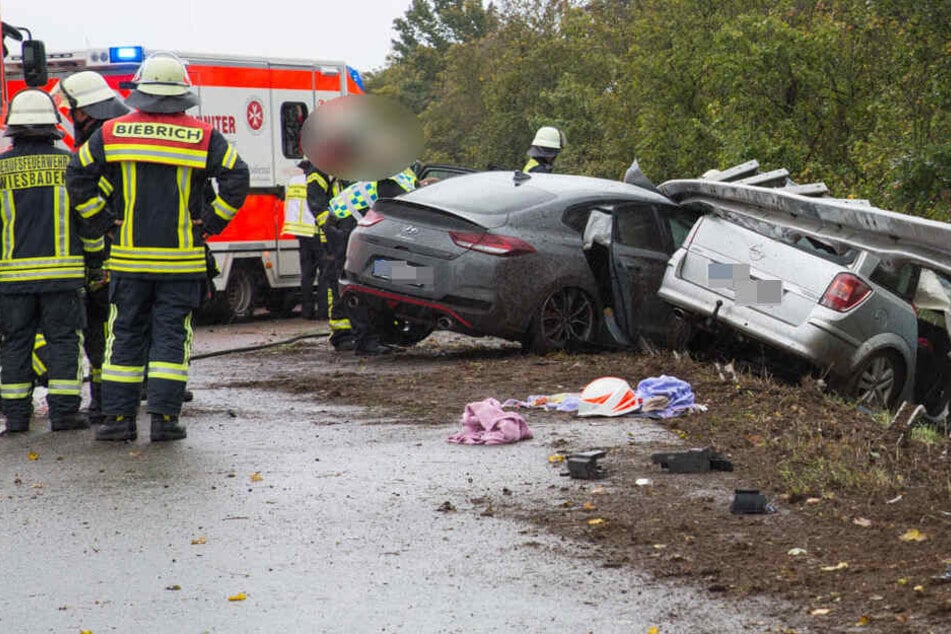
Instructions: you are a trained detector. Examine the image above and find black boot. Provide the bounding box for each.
[151,414,186,442]
[95,415,137,441]
[51,411,90,431]
[2,418,30,435]
[183,388,194,403]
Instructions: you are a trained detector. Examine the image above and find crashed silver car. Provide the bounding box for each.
[657,165,951,412]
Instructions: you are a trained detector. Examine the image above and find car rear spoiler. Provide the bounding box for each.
[659,161,951,278]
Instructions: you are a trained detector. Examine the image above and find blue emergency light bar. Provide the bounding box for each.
[109,46,144,63]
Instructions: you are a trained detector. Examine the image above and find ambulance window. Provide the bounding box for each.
[281,102,309,159]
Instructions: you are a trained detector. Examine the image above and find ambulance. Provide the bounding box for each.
[2,43,364,320]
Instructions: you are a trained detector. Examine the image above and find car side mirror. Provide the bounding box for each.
[21,40,48,87]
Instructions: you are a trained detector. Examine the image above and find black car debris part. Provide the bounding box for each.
[651,447,733,473]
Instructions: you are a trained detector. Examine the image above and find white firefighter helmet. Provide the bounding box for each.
[58,71,129,119]
[531,126,566,150]
[577,377,642,417]
[5,88,61,127]
[132,52,192,96]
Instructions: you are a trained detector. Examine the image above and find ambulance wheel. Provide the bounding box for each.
[226,266,256,319]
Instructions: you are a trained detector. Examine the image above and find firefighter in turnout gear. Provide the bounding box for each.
[0,90,90,433]
[523,126,565,174]
[325,167,417,354]
[57,70,130,424]
[66,53,250,442]
[282,159,337,320]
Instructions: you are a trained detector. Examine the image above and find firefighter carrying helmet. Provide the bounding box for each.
[4,88,62,137]
[531,126,566,150]
[577,377,642,417]
[125,52,199,113]
[58,71,130,120]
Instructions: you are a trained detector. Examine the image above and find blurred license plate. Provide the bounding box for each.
[372,259,434,285]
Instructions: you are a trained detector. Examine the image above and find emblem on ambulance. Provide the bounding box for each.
[245,97,265,134]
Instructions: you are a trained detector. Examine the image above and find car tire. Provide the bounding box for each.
[849,350,905,410]
[225,264,256,320]
[525,287,596,355]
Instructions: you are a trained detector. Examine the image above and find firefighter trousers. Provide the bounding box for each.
[326,260,354,349]
[0,290,85,426]
[84,285,109,413]
[298,236,324,317]
[102,277,202,417]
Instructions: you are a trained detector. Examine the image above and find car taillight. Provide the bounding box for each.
[449,231,536,257]
[820,273,871,311]
[358,209,384,227]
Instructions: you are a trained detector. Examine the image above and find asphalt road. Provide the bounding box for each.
[0,319,800,633]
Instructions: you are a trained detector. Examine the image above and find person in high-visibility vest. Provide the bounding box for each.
[523,126,565,174]
[0,90,90,433]
[282,159,337,320]
[66,53,250,442]
[325,167,417,354]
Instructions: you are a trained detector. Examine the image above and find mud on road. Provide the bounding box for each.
[220,319,951,634]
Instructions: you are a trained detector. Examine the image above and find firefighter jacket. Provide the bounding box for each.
[0,138,87,294]
[66,111,250,279]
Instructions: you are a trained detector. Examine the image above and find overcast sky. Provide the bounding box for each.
[2,0,411,73]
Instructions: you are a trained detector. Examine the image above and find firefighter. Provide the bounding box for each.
[325,167,417,354]
[523,126,565,174]
[0,89,89,433]
[56,70,130,424]
[283,159,336,320]
[66,53,250,442]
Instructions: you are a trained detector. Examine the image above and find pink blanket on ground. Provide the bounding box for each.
[447,398,533,445]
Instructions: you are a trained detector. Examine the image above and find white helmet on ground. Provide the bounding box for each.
[58,71,130,120]
[531,126,566,150]
[577,377,642,417]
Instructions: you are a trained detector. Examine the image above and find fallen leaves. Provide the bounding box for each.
[787,548,807,557]
[28,451,38,461]
[852,517,872,528]
[227,592,247,602]
[190,536,207,545]
[250,472,263,483]
[582,502,597,511]
[820,562,849,572]
[587,518,605,526]
[435,501,456,513]
[548,454,565,463]
[648,627,659,634]
[165,584,182,591]
[855,615,870,627]
[899,528,928,543]
[810,608,831,616]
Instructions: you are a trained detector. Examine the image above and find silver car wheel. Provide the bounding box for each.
[855,354,898,408]
[537,288,595,349]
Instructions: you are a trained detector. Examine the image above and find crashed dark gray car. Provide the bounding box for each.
[339,170,697,352]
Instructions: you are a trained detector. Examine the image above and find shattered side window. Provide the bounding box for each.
[870,258,920,302]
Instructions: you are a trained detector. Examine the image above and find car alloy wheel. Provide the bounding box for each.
[532,288,595,353]
[854,352,902,409]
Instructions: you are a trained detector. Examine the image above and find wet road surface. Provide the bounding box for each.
[0,319,799,633]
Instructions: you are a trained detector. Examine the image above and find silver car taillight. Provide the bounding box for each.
[820,273,871,312]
